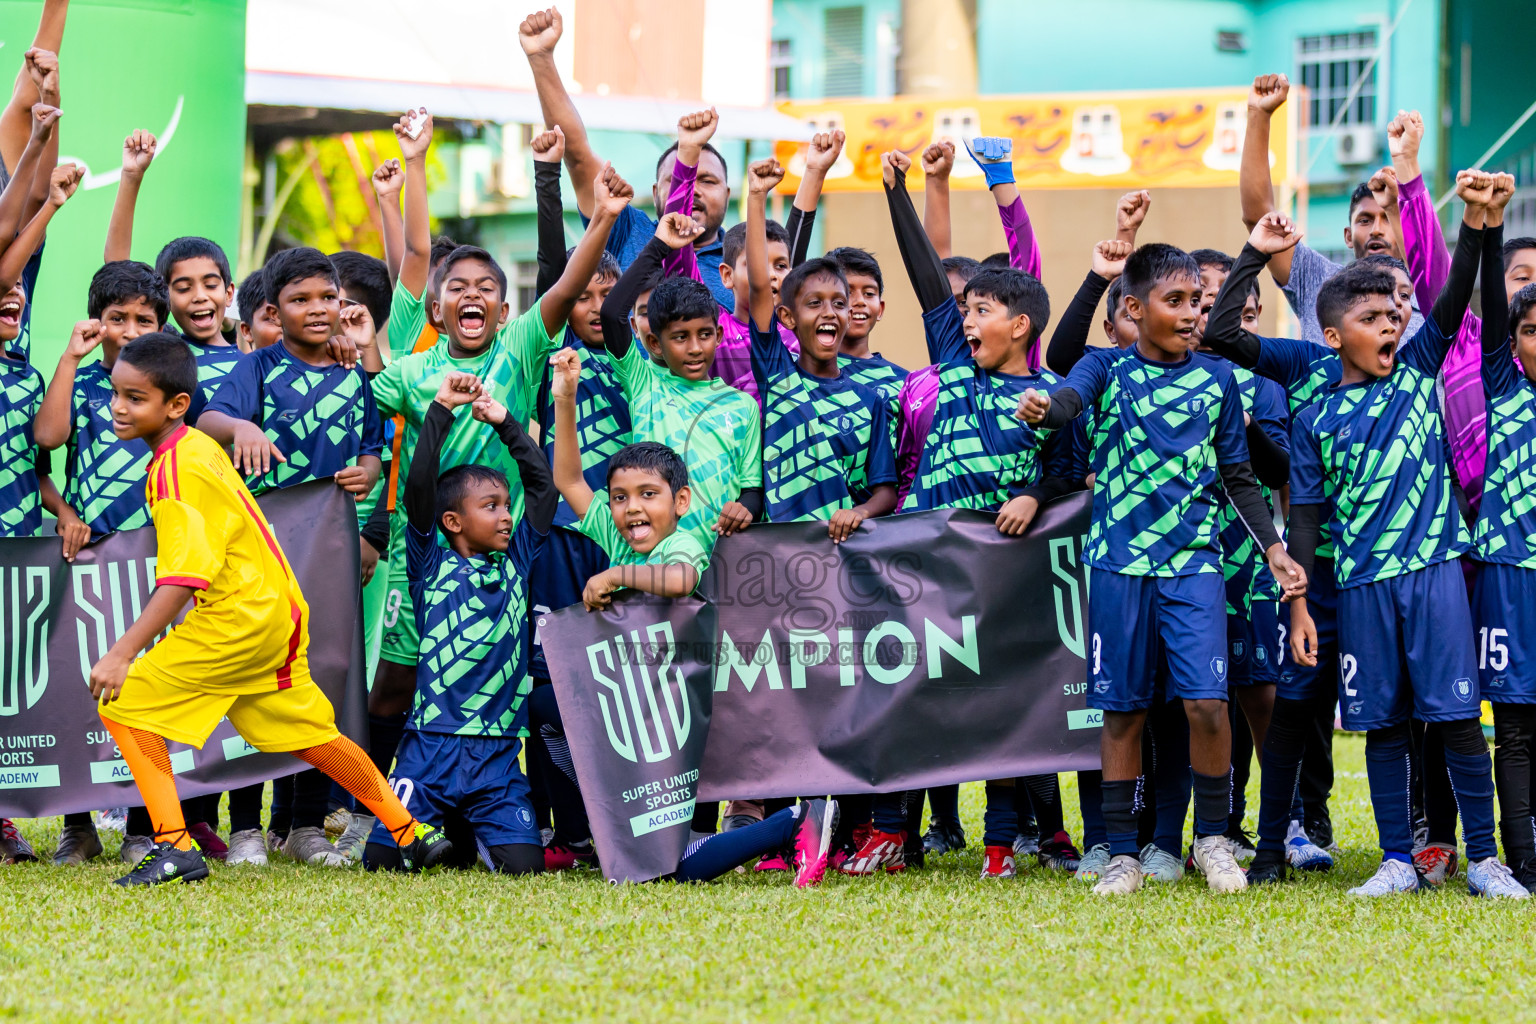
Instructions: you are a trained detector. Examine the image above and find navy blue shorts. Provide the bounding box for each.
[1228,599,1281,687]
[1088,569,1229,712]
[1277,556,1339,702]
[367,732,539,847]
[1472,561,1536,704]
[1336,559,1480,730]
[528,525,610,678]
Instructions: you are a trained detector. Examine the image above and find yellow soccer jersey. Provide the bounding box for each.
[136,425,312,693]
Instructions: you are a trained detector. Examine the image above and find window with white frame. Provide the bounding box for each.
[771,39,792,100]
[1295,30,1379,129]
[513,260,539,316]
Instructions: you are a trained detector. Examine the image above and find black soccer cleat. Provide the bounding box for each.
[1246,849,1287,886]
[114,841,210,887]
[398,821,454,873]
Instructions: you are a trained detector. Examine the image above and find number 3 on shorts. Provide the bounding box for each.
[1091,632,1102,675]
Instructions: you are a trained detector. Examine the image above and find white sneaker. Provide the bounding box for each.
[1091,854,1142,895]
[1348,858,1419,897]
[97,807,129,834]
[120,834,154,866]
[1285,820,1334,871]
[226,829,269,867]
[1139,842,1186,883]
[283,826,349,867]
[1468,857,1531,899]
[1192,834,1248,893]
[1074,843,1112,883]
[333,813,376,864]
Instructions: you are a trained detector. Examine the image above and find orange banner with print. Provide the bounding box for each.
[772,88,1289,193]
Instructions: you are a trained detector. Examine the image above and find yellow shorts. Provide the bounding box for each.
[100,664,341,753]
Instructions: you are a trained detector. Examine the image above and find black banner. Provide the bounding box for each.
[541,492,1100,882]
[0,480,366,817]
[543,596,716,884]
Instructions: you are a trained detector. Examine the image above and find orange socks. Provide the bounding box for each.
[101,717,193,851]
[294,735,416,846]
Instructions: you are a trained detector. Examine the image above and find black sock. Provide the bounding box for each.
[1192,770,1230,838]
[1102,777,1142,857]
[227,783,265,834]
[367,712,407,779]
[62,812,93,829]
[1495,703,1536,868]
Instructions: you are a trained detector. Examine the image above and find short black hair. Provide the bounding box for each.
[1190,248,1233,273]
[646,275,718,336]
[426,235,461,297]
[236,270,270,327]
[118,331,197,400]
[941,255,983,284]
[155,236,232,285]
[980,252,1011,270]
[1508,283,1536,336]
[1503,237,1536,268]
[779,257,847,310]
[263,246,338,299]
[828,246,883,294]
[1348,181,1375,219]
[656,141,729,183]
[88,260,168,324]
[435,464,508,524]
[1315,263,1397,332]
[607,440,689,494]
[1357,252,1409,277]
[568,248,621,285]
[438,245,507,301]
[962,268,1051,343]
[1105,276,1128,317]
[330,250,391,331]
[722,219,789,270]
[1123,243,1201,302]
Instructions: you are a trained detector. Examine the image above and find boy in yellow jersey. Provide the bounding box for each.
[90,333,451,886]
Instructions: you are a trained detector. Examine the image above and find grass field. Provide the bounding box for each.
[3,732,1533,1023]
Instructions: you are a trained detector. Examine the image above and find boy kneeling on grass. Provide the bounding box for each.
[538,346,837,885]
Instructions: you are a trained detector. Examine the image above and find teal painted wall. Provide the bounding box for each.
[770,0,902,101]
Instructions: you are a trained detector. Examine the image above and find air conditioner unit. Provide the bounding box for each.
[1335,126,1379,167]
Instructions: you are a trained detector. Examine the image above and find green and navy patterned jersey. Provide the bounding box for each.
[373,301,555,549]
[1063,344,1250,577]
[751,318,896,522]
[0,355,44,537]
[62,361,151,535]
[203,343,384,523]
[1245,334,1342,560]
[840,352,906,449]
[1475,340,1536,566]
[535,328,632,528]
[1290,319,1468,588]
[575,489,711,577]
[902,302,1086,514]
[182,337,242,425]
[607,338,762,552]
[406,507,541,738]
[1217,364,1289,613]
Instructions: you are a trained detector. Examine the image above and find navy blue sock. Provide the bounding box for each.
[871,792,907,834]
[1440,718,1498,862]
[674,807,798,882]
[1365,723,1415,859]
[367,712,407,779]
[1021,774,1064,838]
[982,781,1019,846]
[1102,777,1143,857]
[1257,697,1308,853]
[927,784,960,824]
[1229,699,1252,827]
[1078,771,1107,848]
[1150,703,1191,855]
[1192,770,1230,838]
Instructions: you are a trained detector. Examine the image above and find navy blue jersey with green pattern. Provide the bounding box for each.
[62,361,151,535]
[184,338,242,425]
[840,352,906,447]
[1218,364,1289,612]
[406,515,541,737]
[535,328,632,528]
[1246,334,1341,560]
[1290,318,1467,588]
[1475,344,1536,566]
[1062,344,1250,576]
[751,318,896,521]
[0,355,43,537]
[903,302,1086,514]
[203,344,384,522]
